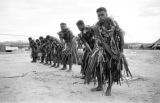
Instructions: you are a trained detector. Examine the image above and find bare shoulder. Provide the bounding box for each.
[57,31,63,35]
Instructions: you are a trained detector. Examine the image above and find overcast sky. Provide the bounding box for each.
[0,0,160,43]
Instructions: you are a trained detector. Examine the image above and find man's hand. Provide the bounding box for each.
[112,55,118,60]
[119,52,123,58]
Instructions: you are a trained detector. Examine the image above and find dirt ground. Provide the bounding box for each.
[0,49,160,103]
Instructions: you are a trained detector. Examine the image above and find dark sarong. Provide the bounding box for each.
[62,38,78,64]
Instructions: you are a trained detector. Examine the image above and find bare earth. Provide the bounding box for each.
[0,49,160,103]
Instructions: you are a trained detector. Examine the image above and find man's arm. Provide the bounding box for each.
[67,30,74,42]
[119,29,124,52]
[108,18,124,52]
[58,32,64,43]
[107,17,116,32]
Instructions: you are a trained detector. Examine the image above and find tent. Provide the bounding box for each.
[0,45,18,52]
[0,45,6,52]
[151,38,160,49]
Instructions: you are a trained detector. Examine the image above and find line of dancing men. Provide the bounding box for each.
[28,7,132,96]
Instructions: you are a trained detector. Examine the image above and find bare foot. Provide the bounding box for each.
[60,67,67,70]
[66,69,72,72]
[51,64,56,67]
[91,86,103,91]
[55,65,59,68]
[105,88,111,96]
[44,63,48,65]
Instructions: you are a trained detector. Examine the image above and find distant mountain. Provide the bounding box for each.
[0,41,29,48]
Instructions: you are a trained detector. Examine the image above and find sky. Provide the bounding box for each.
[0,0,160,43]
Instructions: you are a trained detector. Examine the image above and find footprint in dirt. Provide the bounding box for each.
[44,86,52,90]
[4,86,10,88]
[133,77,147,81]
[70,90,82,94]
[0,86,10,93]
[121,76,148,85]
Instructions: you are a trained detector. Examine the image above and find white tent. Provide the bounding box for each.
[152,38,160,49]
[5,46,18,51]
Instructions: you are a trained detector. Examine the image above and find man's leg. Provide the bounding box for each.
[60,56,67,70]
[31,51,34,62]
[91,65,103,91]
[105,69,113,96]
[41,54,44,63]
[96,65,103,90]
[31,58,34,62]
[51,54,56,67]
[55,57,60,68]
[51,60,56,67]
[34,56,37,62]
[69,55,73,70]
[55,62,60,68]
[32,52,37,63]
[34,53,37,62]
[68,55,73,71]
[81,51,88,78]
[61,63,67,70]
[44,54,48,64]
[49,54,52,65]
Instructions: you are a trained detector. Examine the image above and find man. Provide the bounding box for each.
[35,39,41,61]
[85,7,131,96]
[28,37,38,63]
[39,36,46,63]
[50,37,58,67]
[76,20,95,79]
[45,35,52,65]
[50,37,56,67]
[51,37,63,68]
[58,23,78,72]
